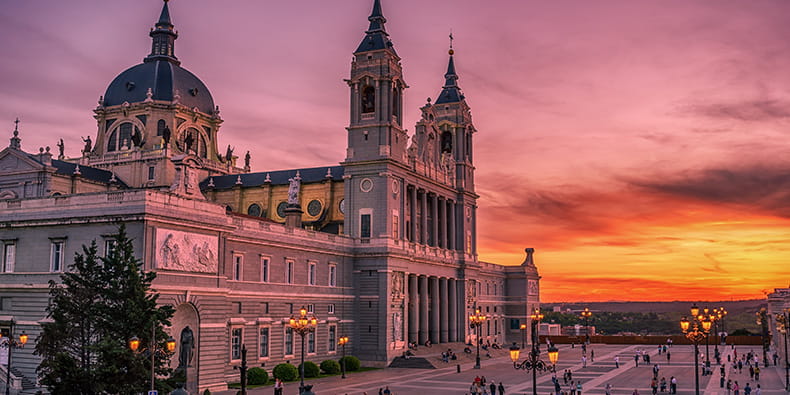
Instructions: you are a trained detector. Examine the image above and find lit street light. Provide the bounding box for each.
[0,323,28,395]
[510,308,558,395]
[774,308,790,391]
[469,307,487,370]
[580,307,593,344]
[338,336,349,379]
[756,308,770,368]
[680,304,711,395]
[288,306,318,394]
[128,327,176,394]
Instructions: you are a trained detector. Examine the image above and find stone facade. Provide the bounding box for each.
[0,1,541,393]
[766,286,790,357]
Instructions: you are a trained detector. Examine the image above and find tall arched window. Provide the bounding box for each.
[157,119,166,136]
[180,128,208,158]
[107,122,134,152]
[361,86,375,113]
[441,131,453,153]
[392,87,400,123]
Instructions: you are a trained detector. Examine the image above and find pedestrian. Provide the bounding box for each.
[755,384,761,395]
[727,379,732,394]
[749,365,754,379]
[582,355,587,368]
[591,349,595,362]
[733,381,740,395]
[754,365,760,381]
[670,376,677,394]
[576,381,583,395]
[274,378,284,395]
[774,352,779,366]
[605,383,613,395]
[744,382,752,395]
[490,381,496,395]
[379,388,384,395]
[570,380,576,395]
[633,390,640,395]
[666,351,670,364]
[615,356,620,368]
[651,377,658,394]
[660,376,667,392]
[635,353,640,367]
[498,382,505,395]
[383,386,391,395]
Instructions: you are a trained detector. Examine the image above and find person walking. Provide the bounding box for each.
[670,376,677,394]
[727,379,732,394]
[666,351,670,364]
[576,381,583,395]
[274,378,284,395]
[651,377,658,395]
[733,380,740,395]
[489,381,496,395]
[591,349,595,362]
[744,382,752,395]
[605,383,613,395]
[660,377,667,392]
[754,384,761,395]
[582,355,587,368]
[615,356,620,368]
[754,365,760,381]
[635,352,640,367]
[498,382,505,395]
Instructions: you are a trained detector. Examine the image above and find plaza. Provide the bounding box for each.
[217,344,787,394]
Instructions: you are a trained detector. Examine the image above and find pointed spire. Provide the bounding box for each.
[145,0,180,65]
[355,0,397,54]
[435,37,464,105]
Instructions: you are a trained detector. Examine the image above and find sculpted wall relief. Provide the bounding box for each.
[156,228,218,273]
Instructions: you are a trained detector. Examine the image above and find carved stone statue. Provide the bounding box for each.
[184,132,194,153]
[287,176,300,205]
[81,136,92,153]
[225,145,234,162]
[162,126,171,146]
[178,326,195,370]
[131,127,142,147]
[244,151,251,169]
[57,138,64,159]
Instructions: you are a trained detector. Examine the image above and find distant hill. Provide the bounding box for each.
[542,300,764,314]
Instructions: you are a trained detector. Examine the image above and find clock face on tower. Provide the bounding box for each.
[339,199,345,214]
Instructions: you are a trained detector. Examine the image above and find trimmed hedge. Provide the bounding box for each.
[299,361,320,378]
[339,355,361,371]
[273,363,298,381]
[247,367,268,385]
[320,359,341,375]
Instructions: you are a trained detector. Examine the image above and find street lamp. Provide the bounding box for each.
[702,307,711,372]
[338,336,349,379]
[0,324,28,395]
[681,304,711,395]
[288,306,317,394]
[774,308,789,391]
[580,307,593,344]
[468,307,487,369]
[756,308,770,368]
[510,308,558,395]
[129,327,177,394]
[519,323,527,349]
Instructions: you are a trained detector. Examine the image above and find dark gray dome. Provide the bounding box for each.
[103,60,215,114]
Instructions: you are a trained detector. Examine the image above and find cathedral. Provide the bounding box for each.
[0,1,540,392]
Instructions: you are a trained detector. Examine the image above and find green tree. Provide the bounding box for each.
[36,225,175,394]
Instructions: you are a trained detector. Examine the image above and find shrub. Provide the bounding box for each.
[247,367,268,385]
[273,363,298,381]
[202,390,211,395]
[320,359,341,375]
[299,361,320,378]
[339,355,361,371]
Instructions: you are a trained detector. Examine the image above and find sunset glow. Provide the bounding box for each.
[2,1,789,301]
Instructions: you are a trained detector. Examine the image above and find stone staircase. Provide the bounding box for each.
[389,342,512,369]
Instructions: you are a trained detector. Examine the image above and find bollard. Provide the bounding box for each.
[457,364,461,373]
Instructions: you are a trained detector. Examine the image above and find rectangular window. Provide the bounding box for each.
[328,264,337,287]
[466,231,472,254]
[232,302,242,314]
[148,166,155,181]
[328,325,337,352]
[104,239,117,258]
[284,327,294,355]
[261,302,269,314]
[260,257,270,282]
[0,297,11,311]
[308,262,316,286]
[327,304,335,314]
[392,212,399,239]
[286,303,293,314]
[308,331,316,354]
[259,327,269,358]
[360,214,371,238]
[286,260,294,284]
[2,243,15,273]
[307,304,315,313]
[50,241,64,272]
[231,328,242,360]
[233,255,243,281]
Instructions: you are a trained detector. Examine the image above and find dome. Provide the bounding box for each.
[103,60,215,114]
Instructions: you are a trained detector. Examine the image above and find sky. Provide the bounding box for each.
[1,1,789,302]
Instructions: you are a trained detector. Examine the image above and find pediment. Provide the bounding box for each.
[0,148,46,173]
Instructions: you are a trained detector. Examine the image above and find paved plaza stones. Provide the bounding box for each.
[218,344,788,394]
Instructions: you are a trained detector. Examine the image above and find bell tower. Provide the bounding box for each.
[345,0,409,164]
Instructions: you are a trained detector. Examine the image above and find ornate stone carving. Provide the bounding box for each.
[156,229,217,273]
[391,271,404,299]
[528,279,539,296]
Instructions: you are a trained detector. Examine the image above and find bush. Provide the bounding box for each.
[203,390,211,395]
[320,359,341,375]
[299,361,320,378]
[247,367,268,385]
[273,363,298,381]
[339,355,361,371]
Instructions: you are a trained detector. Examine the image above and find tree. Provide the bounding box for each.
[36,225,175,394]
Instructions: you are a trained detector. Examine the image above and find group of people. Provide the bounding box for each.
[722,348,764,395]
[468,376,505,395]
[552,370,582,394]
[441,348,458,363]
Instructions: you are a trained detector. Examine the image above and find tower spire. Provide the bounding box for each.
[145,0,180,65]
[9,118,21,149]
[355,0,397,54]
[435,37,463,104]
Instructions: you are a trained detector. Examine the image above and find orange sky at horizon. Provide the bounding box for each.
[2,1,790,301]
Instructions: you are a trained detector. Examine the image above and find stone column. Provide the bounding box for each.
[408,274,418,345]
[410,186,417,242]
[431,194,439,247]
[430,276,440,344]
[448,278,458,342]
[439,277,448,343]
[421,191,428,245]
[419,275,429,344]
[448,200,456,251]
[438,197,446,249]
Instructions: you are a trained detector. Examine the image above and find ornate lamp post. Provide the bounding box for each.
[580,307,593,344]
[520,323,527,349]
[711,308,721,363]
[774,308,790,391]
[128,327,176,394]
[510,308,558,395]
[756,308,770,368]
[0,324,28,395]
[719,307,728,343]
[702,306,711,372]
[289,306,317,394]
[338,336,349,379]
[468,307,487,369]
[681,304,711,395]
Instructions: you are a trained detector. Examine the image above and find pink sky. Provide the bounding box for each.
[2,1,790,301]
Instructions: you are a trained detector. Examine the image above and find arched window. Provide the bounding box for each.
[157,119,166,136]
[107,122,134,152]
[361,86,375,113]
[180,128,208,158]
[392,87,400,123]
[441,131,453,153]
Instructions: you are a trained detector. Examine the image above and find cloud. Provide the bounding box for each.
[702,253,729,274]
[682,99,790,122]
